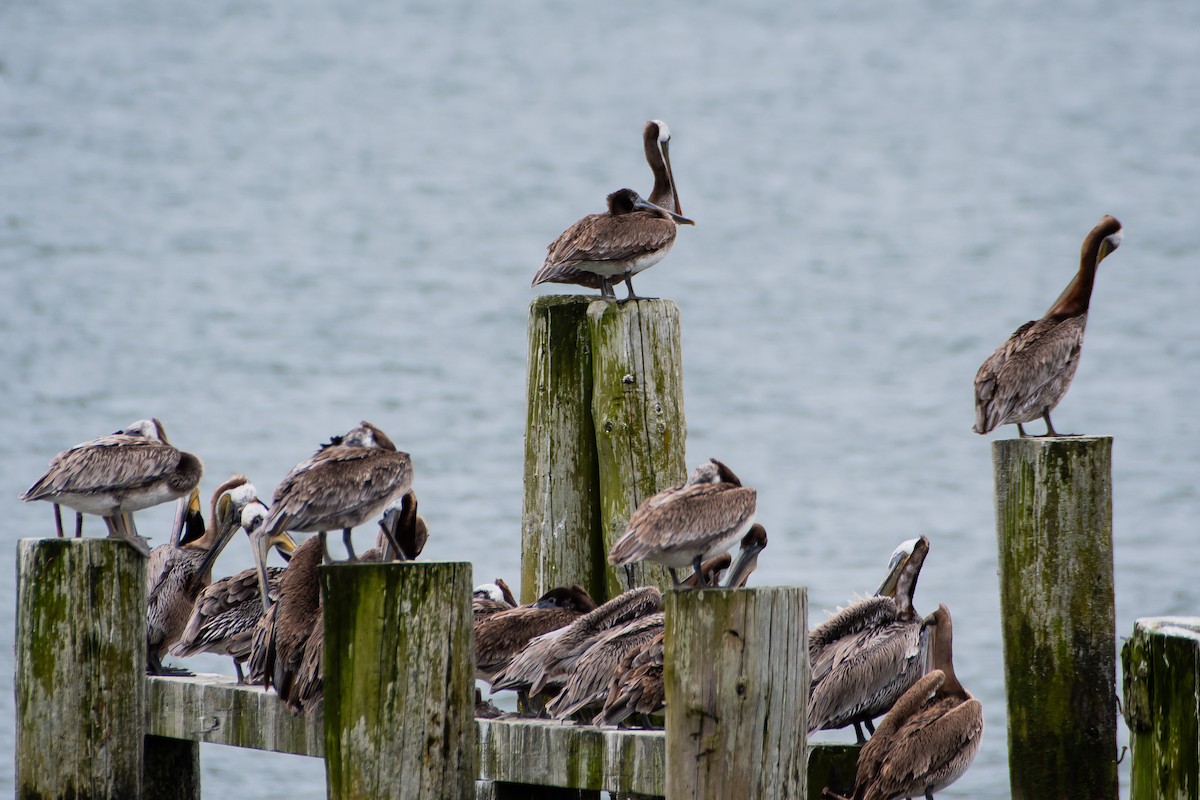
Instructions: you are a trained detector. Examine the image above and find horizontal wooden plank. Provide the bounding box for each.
[146,674,324,757]
[477,717,665,795]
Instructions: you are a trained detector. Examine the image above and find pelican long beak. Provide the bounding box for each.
[193,492,241,580]
[270,531,298,563]
[723,541,766,589]
[171,488,203,547]
[252,528,275,611]
[1097,229,1122,262]
[633,196,694,226]
[661,140,683,217]
[876,551,911,597]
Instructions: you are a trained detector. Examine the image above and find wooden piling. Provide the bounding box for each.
[1122,617,1200,799]
[143,736,201,800]
[664,587,808,799]
[15,538,147,800]
[993,436,1118,800]
[589,299,685,597]
[322,561,476,800]
[522,296,605,603]
[806,744,861,800]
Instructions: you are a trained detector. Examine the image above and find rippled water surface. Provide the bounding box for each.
[3,0,1199,796]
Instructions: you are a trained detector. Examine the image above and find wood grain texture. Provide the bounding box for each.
[588,299,684,599]
[664,587,808,800]
[322,561,476,800]
[522,295,605,603]
[993,436,1118,800]
[1122,617,1200,800]
[146,673,323,756]
[16,538,147,800]
[478,717,663,795]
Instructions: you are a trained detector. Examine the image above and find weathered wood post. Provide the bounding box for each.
[322,561,475,800]
[16,538,147,799]
[664,587,808,799]
[806,744,862,800]
[1122,617,1200,799]
[993,436,1118,800]
[589,299,684,598]
[523,295,605,603]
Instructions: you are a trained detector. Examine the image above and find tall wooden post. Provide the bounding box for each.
[993,436,1118,800]
[664,587,808,799]
[522,296,605,603]
[1122,617,1200,799]
[322,561,475,800]
[589,299,684,598]
[15,538,147,799]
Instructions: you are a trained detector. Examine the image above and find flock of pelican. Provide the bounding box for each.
[19,119,1127,799]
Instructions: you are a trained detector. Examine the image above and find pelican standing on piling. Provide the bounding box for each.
[973,215,1123,437]
[20,418,203,556]
[823,604,983,800]
[608,459,756,587]
[809,536,931,743]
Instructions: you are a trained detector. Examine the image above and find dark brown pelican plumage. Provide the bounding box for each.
[250,533,325,714]
[361,490,428,562]
[722,523,769,589]
[809,536,931,743]
[823,604,982,800]
[548,611,665,720]
[171,496,297,683]
[973,215,1123,437]
[253,421,412,594]
[643,119,682,215]
[608,459,756,588]
[489,586,663,698]
[20,418,203,556]
[474,585,598,683]
[594,628,665,727]
[145,477,259,675]
[531,187,694,301]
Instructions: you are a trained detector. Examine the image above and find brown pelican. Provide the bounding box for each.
[20,418,203,556]
[547,611,665,720]
[608,459,756,587]
[489,586,663,701]
[722,523,769,589]
[594,629,665,727]
[359,490,428,562]
[145,477,263,675]
[474,585,598,684]
[822,605,982,800]
[171,496,297,683]
[473,578,518,620]
[809,536,931,743]
[973,215,1123,437]
[643,119,683,215]
[253,421,412,604]
[531,187,693,301]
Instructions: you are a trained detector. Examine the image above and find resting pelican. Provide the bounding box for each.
[251,421,412,606]
[809,536,931,743]
[594,629,665,728]
[548,611,665,720]
[973,215,1123,437]
[473,579,518,621]
[171,496,297,683]
[145,477,260,675]
[474,585,598,684]
[531,187,693,301]
[608,459,756,588]
[21,418,203,556]
[823,604,982,800]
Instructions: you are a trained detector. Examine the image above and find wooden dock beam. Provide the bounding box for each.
[664,587,808,799]
[322,561,476,800]
[15,538,148,800]
[993,436,1118,800]
[522,297,682,602]
[1122,617,1200,799]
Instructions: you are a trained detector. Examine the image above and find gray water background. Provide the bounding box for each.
[2,0,1198,796]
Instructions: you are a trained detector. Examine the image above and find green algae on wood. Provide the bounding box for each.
[322,561,475,800]
[1122,617,1200,800]
[16,538,147,800]
[993,436,1118,800]
[588,299,684,599]
[522,296,606,603]
[664,587,808,799]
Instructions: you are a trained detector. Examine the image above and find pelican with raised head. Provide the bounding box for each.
[532,187,694,301]
[809,536,931,743]
[171,495,297,683]
[21,418,203,556]
[822,604,982,800]
[608,459,756,588]
[251,421,412,605]
[973,215,1123,437]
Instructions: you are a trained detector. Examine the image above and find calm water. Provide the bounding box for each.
[3,0,1198,796]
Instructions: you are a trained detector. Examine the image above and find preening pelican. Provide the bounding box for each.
[973,215,1123,437]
